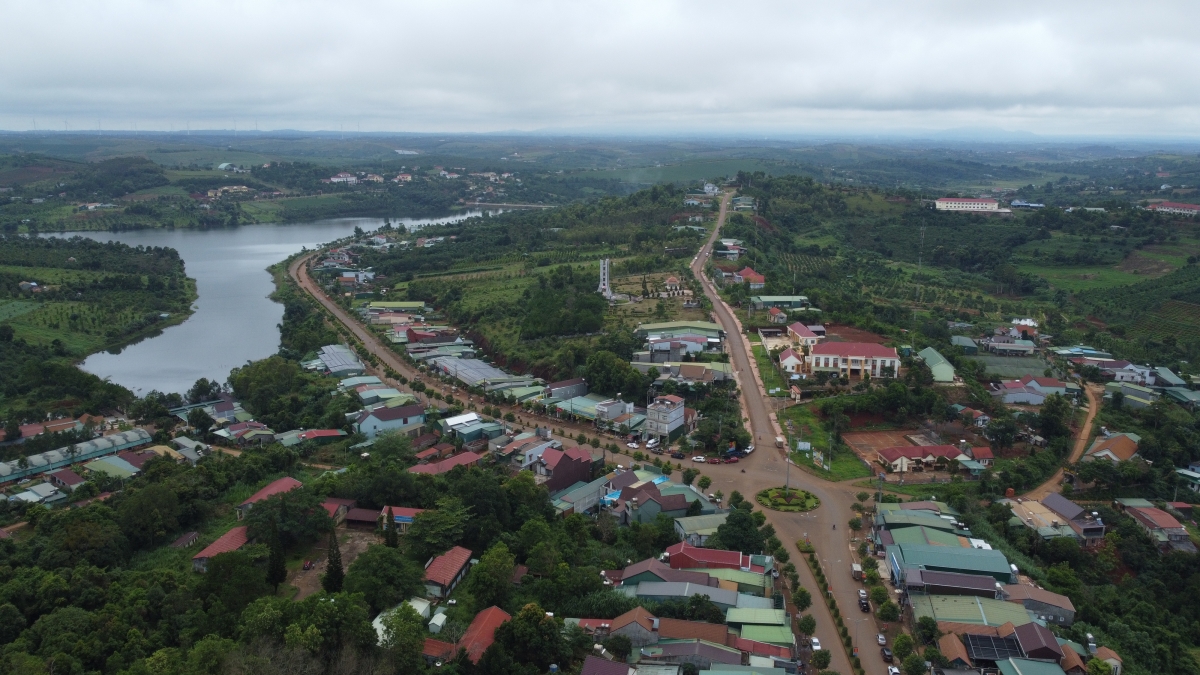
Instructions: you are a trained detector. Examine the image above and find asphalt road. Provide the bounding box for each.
[689,193,888,674]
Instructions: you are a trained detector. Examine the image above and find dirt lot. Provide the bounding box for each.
[842,429,919,461]
[824,324,887,343]
[290,527,378,601]
[1118,252,1176,277]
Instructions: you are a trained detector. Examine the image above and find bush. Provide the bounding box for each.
[877,600,899,622]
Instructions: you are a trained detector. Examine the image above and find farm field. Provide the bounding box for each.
[842,429,922,460]
[825,323,888,344]
[968,354,1048,379]
[1016,264,1146,291]
[0,300,39,323]
[1127,300,1200,341]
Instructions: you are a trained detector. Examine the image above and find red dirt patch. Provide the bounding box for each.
[842,429,919,457]
[824,324,887,344]
[1117,252,1175,277]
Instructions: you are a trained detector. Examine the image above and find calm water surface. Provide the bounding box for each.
[53,212,494,395]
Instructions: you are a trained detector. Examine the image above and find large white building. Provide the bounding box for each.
[1148,201,1200,216]
[935,198,998,212]
[645,394,686,441]
[808,342,900,379]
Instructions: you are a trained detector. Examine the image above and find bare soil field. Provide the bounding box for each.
[824,324,888,343]
[842,429,919,462]
[290,527,378,601]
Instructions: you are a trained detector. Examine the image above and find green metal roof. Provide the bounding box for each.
[887,526,965,548]
[674,513,729,534]
[918,346,951,369]
[877,511,958,531]
[737,625,795,646]
[910,595,1033,627]
[725,608,787,626]
[951,336,978,348]
[997,658,1070,675]
[889,543,1013,581]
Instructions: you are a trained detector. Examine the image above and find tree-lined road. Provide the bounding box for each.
[690,194,878,675]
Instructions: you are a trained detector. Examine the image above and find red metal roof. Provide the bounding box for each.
[1149,201,1200,211]
[298,429,346,440]
[460,606,511,663]
[193,526,249,560]
[811,342,898,358]
[936,197,998,203]
[408,451,483,475]
[728,635,792,659]
[1129,506,1184,530]
[240,476,303,506]
[380,506,425,520]
[665,542,752,569]
[787,322,817,338]
[49,469,84,486]
[422,638,456,660]
[345,507,380,522]
[424,545,473,588]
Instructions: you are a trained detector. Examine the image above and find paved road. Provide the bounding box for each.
[286,254,609,446]
[1024,382,1102,500]
[689,193,884,674]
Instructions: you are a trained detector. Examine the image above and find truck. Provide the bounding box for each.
[775,436,785,448]
[851,563,863,580]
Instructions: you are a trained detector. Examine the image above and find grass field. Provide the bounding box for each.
[751,345,788,395]
[1016,264,1146,291]
[0,300,39,323]
[778,404,874,482]
[969,354,1048,379]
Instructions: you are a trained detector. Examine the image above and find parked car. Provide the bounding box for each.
[724,456,739,464]
[810,637,821,651]
[888,667,901,675]
[859,599,870,612]
[881,647,893,662]
[744,445,754,454]
[671,452,686,459]
[303,560,314,571]
[707,457,722,465]
[692,456,707,463]
[646,438,660,448]
[858,589,868,600]
[877,634,887,646]
[626,442,639,449]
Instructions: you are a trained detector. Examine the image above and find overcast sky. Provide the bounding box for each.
[4,1,1200,138]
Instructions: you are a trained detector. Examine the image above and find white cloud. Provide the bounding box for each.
[2,0,1199,136]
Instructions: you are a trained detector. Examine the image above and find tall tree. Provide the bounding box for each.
[266,525,287,593]
[467,542,516,610]
[384,507,399,548]
[322,531,344,593]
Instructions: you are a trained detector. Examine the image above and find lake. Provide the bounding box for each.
[52,212,495,395]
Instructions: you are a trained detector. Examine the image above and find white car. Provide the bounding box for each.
[626,442,639,449]
[888,667,901,675]
[692,456,707,463]
[646,438,660,449]
[877,634,887,646]
[744,445,754,454]
[858,589,868,600]
[810,637,821,651]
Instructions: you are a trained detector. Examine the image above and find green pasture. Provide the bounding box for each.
[969,354,1048,379]
[1017,264,1145,291]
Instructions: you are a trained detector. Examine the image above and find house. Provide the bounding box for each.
[355,404,426,439]
[935,197,999,212]
[645,394,686,442]
[381,506,426,534]
[459,606,511,663]
[1041,493,1106,547]
[627,581,740,610]
[778,347,804,374]
[322,497,355,525]
[951,335,978,355]
[47,469,85,492]
[751,295,809,310]
[640,639,743,669]
[993,382,1050,405]
[580,656,635,675]
[996,659,1067,675]
[535,447,592,492]
[613,558,717,588]
[1014,623,1065,662]
[808,342,900,379]
[236,477,303,520]
[674,513,729,546]
[1104,381,1159,409]
[345,508,383,529]
[610,481,691,525]
[1002,584,1075,626]
[664,542,764,572]
[766,307,787,324]
[171,532,200,548]
[192,526,249,572]
[545,377,588,400]
[918,347,956,382]
[1148,201,1200,216]
[735,267,765,290]
[1083,432,1140,462]
[785,323,821,351]
[951,404,991,429]
[1126,506,1197,553]
[330,172,357,184]
[408,451,484,475]
[609,606,659,647]
[876,445,972,473]
[1176,467,1200,492]
[424,546,473,598]
[1095,647,1123,675]
[887,544,1015,585]
[657,617,729,643]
